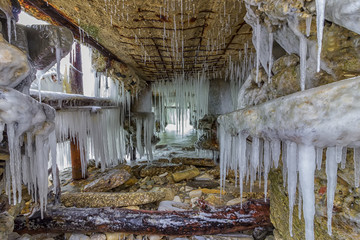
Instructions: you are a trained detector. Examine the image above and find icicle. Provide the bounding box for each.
[271,139,281,168]
[341,147,347,169]
[354,148,360,188]
[282,142,288,187]
[335,145,343,164]
[287,142,298,237]
[7,14,11,44]
[268,32,273,83]
[326,147,338,236]
[239,133,248,206]
[263,140,270,200]
[255,18,261,86]
[7,123,21,204]
[136,117,144,157]
[316,147,323,170]
[306,16,312,37]
[299,36,307,91]
[315,0,326,72]
[298,144,316,240]
[250,136,260,189]
[49,131,58,192]
[298,181,302,219]
[56,47,62,84]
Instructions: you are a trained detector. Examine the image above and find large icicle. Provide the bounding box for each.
[315,0,326,72]
[326,147,338,236]
[299,36,307,91]
[298,144,316,240]
[263,140,271,200]
[255,18,261,85]
[287,141,298,236]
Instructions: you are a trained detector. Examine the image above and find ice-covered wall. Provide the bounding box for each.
[208,79,233,115]
[218,76,360,240]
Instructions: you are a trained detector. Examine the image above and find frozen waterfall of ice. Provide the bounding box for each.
[152,72,209,134]
[56,108,127,173]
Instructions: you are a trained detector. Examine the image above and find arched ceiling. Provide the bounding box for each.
[20,0,254,82]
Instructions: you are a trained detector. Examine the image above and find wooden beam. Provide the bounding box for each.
[14,199,272,235]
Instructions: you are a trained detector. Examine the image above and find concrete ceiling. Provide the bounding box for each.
[20,0,254,82]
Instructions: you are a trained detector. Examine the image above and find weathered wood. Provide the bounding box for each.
[70,42,83,95]
[70,139,83,180]
[29,90,115,110]
[14,200,271,236]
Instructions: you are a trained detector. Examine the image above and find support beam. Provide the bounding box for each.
[70,140,83,180]
[218,76,360,148]
[14,200,271,235]
[69,42,85,180]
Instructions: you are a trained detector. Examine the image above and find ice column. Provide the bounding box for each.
[298,144,316,240]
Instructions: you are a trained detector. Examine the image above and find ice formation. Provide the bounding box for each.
[135,113,154,161]
[218,76,360,240]
[0,87,56,217]
[152,72,209,134]
[226,45,254,110]
[315,0,326,72]
[56,108,127,174]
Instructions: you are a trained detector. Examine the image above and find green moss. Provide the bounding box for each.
[81,24,99,39]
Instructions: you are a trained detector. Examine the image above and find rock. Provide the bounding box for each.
[0,212,14,235]
[122,206,140,210]
[201,188,225,195]
[152,175,167,185]
[187,180,219,189]
[189,189,202,198]
[62,191,166,208]
[158,201,190,211]
[7,232,20,240]
[264,236,275,240]
[68,234,90,240]
[252,227,273,240]
[171,157,216,167]
[148,235,163,240]
[83,169,131,192]
[105,233,124,240]
[271,54,299,75]
[196,234,254,239]
[159,187,175,201]
[185,186,194,192]
[226,198,244,206]
[18,234,33,240]
[140,163,187,177]
[0,34,30,88]
[172,167,200,182]
[27,25,73,71]
[204,195,223,206]
[173,196,182,202]
[89,233,106,240]
[190,197,200,207]
[195,173,214,181]
[159,172,168,177]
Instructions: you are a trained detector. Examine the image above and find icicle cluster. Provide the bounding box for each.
[225,44,255,110]
[6,125,57,218]
[56,108,127,173]
[135,113,155,161]
[218,124,359,240]
[152,71,209,134]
